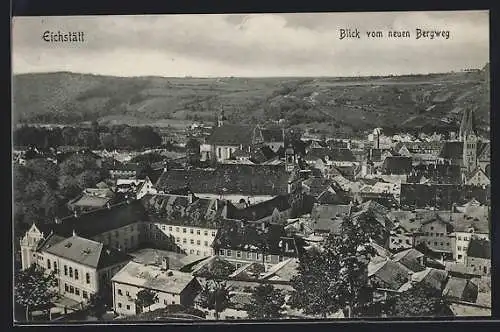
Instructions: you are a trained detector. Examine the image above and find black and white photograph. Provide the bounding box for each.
[11,10,491,323]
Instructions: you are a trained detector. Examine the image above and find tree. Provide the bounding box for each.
[290,218,375,318]
[76,169,102,189]
[197,280,232,320]
[14,264,58,321]
[25,159,59,189]
[186,138,201,165]
[87,293,107,320]
[244,284,285,319]
[135,289,158,313]
[383,283,453,317]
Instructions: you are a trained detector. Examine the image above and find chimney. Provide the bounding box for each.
[73,210,79,218]
[106,202,111,209]
[72,229,77,237]
[188,192,194,204]
[161,256,169,271]
[54,217,61,224]
[163,161,168,173]
[261,222,266,231]
[285,241,289,252]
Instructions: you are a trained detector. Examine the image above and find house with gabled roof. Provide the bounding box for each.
[206,123,253,162]
[442,277,478,303]
[465,238,490,276]
[463,167,490,187]
[252,125,285,153]
[31,234,131,304]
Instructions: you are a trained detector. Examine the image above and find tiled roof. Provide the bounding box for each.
[112,261,197,294]
[310,204,352,234]
[467,238,490,259]
[382,156,412,175]
[443,277,478,302]
[44,235,131,269]
[408,164,462,185]
[212,220,303,257]
[68,194,114,208]
[155,165,290,196]
[392,248,425,272]
[477,142,490,161]
[36,233,67,252]
[140,194,226,229]
[37,200,146,239]
[368,259,412,290]
[207,125,253,146]
[225,195,291,222]
[302,178,333,197]
[261,128,284,143]
[439,142,463,160]
[411,268,448,291]
[329,148,357,162]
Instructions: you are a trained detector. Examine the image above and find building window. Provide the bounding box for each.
[204,231,208,236]
[183,238,187,244]
[190,229,194,234]
[212,231,216,237]
[458,255,463,259]
[464,237,468,241]
[197,230,201,235]
[190,249,194,254]
[75,288,80,296]
[227,250,232,257]
[190,239,195,244]
[69,267,73,278]
[204,241,208,247]
[64,265,68,276]
[218,148,221,159]
[176,227,180,232]
[430,226,434,230]
[65,284,69,292]
[47,259,51,269]
[434,242,437,246]
[266,255,271,262]
[427,241,431,245]
[172,301,176,304]
[118,303,122,308]
[247,252,253,259]
[219,249,225,256]
[257,253,262,260]
[458,236,462,240]
[126,305,130,310]
[458,246,462,251]
[75,269,79,280]
[54,262,58,273]
[196,250,200,256]
[440,242,443,246]
[236,251,242,258]
[161,225,166,231]
[86,273,91,284]
[197,240,201,245]
[176,237,180,243]
[69,286,74,294]
[83,291,88,299]
[236,263,242,269]
[169,226,172,231]
[118,289,123,295]
[183,228,187,233]
[126,291,130,296]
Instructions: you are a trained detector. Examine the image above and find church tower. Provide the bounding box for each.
[460,108,478,173]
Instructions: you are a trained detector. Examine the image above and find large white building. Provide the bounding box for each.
[111,260,201,316]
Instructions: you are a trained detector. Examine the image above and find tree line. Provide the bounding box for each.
[13,122,162,150]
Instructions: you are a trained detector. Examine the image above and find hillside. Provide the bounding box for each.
[12,68,490,136]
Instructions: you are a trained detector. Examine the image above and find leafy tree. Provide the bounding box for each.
[76,169,102,189]
[197,280,232,320]
[197,258,236,280]
[244,284,285,319]
[186,138,201,165]
[22,180,59,224]
[59,154,99,177]
[87,293,107,320]
[25,159,59,189]
[290,218,375,318]
[14,264,58,321]
[383,283,453,317]
[135,289,158,313]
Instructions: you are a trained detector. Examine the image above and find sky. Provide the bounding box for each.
[12,11,489,77]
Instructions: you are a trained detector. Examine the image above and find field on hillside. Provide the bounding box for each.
[12,69,490,136]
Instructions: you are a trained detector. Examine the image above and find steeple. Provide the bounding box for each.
[459,108,477,141]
